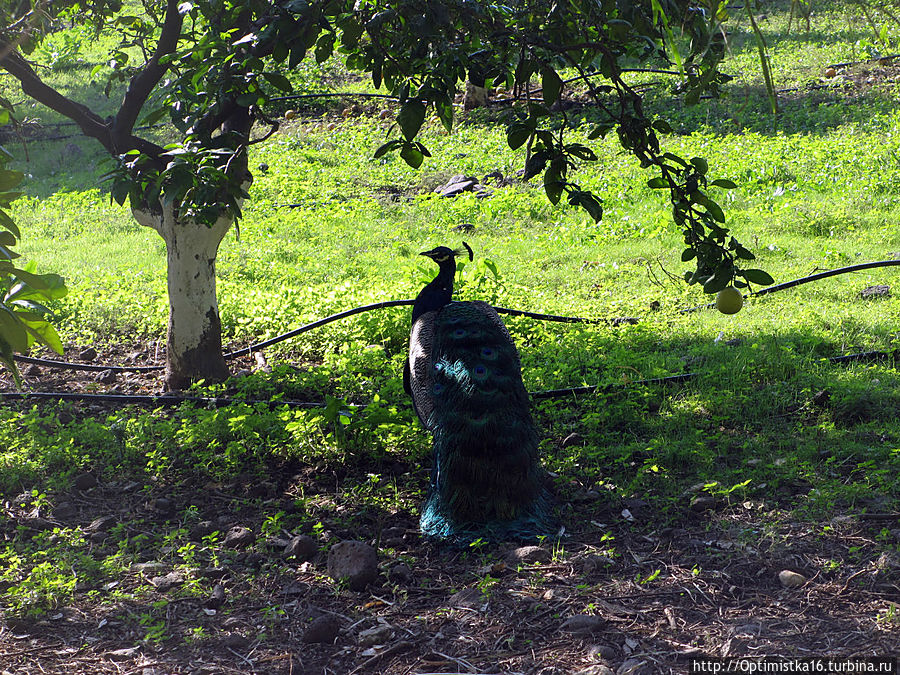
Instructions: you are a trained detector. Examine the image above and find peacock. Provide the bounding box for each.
[404,243,556,542]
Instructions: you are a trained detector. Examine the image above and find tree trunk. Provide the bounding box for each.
[133,202,232,390]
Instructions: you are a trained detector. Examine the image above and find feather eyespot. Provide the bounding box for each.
[433,383,445,395]
[473,365,488,378]
[480,347,496,359]
[452,328,467,338]
[433,362,443,371]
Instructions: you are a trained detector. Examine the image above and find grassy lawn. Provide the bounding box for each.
[1,1,899,672]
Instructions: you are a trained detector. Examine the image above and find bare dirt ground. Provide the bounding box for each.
[2,347,899,675]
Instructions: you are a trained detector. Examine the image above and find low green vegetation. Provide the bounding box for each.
[1,0,899,623]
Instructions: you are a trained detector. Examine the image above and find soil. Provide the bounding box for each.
[1,347,899,674]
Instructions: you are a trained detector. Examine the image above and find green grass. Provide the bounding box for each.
[1,0,899,619]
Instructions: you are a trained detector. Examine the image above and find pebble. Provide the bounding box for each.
[778,569,807,588]
[223,526,255,548]
[560,614,605,634]
[302,615,341,644]
[285,534,318,561]
[326,540,378,590]
[506,545,551,565]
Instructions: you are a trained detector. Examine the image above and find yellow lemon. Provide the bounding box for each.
[716,286,743,315]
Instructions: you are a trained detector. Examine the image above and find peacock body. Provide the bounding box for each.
[405,245,555,542]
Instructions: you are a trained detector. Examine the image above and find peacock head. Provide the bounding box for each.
[419,242,474,264]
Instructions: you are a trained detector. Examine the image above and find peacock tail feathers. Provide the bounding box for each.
[408,300,557,542]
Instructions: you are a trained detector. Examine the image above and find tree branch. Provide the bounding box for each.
[0,41,110,147]
[112,0,183,149]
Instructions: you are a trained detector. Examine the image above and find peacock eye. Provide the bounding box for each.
[433,383,445,394]
[480,347,495,358]
[452,328,466,338]
[473,365,488,377]
[433,362,443,371]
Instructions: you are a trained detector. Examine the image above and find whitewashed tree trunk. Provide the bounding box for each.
[133,202,232,390]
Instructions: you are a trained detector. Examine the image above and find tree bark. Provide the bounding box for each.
[133,202,232,390]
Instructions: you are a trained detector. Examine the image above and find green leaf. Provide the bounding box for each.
[647,176,667,189]
[741,268,775,286]
[262,71,293,93]
[710,178,738,189]
[315,34,334,64]
[681,248,696,262]
[397,100,426,141]
[373,139,403,159]
[506,123,532,150]
[540,63,563,106]
[690,157,709,175]
[704,199,726,223]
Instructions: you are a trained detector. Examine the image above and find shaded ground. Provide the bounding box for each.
[1,347,899,674]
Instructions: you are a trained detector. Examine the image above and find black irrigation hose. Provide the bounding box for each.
[681,259,900,313]
[531,373,697,400]
[13,300,615,371]
[0,391,338,408]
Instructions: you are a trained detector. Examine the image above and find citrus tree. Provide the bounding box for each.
[0,0,766,388]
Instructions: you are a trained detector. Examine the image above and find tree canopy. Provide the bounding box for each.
[0,0,771,385]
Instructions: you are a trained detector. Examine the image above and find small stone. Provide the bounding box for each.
[689,495,718,512]
[87,515,117,532]
[78,347,97,362]
[302,615,341,644]
[560,614,605,634]
[73,473,98,491]
[778,569,807,588]
[561,432,585,448]
[190,520,216,541]
[106,647,140,660]
[95,369,117,384]
[152,498,175,516]
[131,562,167,575]
[860,284,890,299]
[223,526,255,548]
[506,545,551,565]
[204,583,226,609]
[327,540,378,590]
[381,526,406,547]
[448,587,486,610]
[389,562,414,584]
[285,534,317,561]
[357,623,393,647]
[23,364,41,377]
[52,502,76,520]
[617,658,649,675]
[221,633,249,650]
[23,516,55,531]
[150,571,185,592]
[574,666,615,675]
[581,554,616,575]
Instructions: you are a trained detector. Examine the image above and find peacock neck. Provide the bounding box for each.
[412,259,456,323]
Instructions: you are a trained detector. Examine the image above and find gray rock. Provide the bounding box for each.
[506,545,551,565]
[560,614,605,634]
[78,347,97,362]
[150,571,184,592]
[131,562,167,575]
[389,562,414,584]
[95,369,117,384]
[223,526,255,548]
[860,284,890,299]
[190,520,216,541]
[87,515,117,532]
[327,540,378,590]
[357,623,393,647]
[285,534,318,561]
[302,615,341,644]
[204,583,226,609]
[73,472,98,491]
[52,502,76,520]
